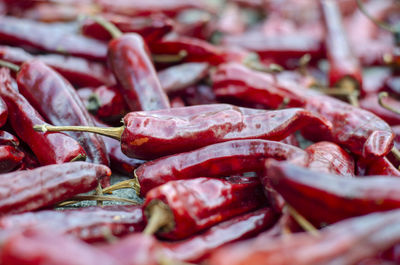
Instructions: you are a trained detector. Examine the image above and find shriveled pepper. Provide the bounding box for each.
[0,68,86,165]
[34,104,331,160]
[143,176,267,240]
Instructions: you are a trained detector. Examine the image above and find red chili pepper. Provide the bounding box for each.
[0,205,145,243]
[162,208,279,263]
[0,161,110,215]
[0,68,86,165]
[280,134,299,147]
[0,130,19,147]
[0,16,107,61]
[158,62,209,93]
[0,228,119,265]
[0,45,115,87]
[170,97,186,108]
[16,60,109,170]
[208,209,400,265]
[82,13,173,43]
[135,139,306,195]
[77,86,128,122]
[213,63,394,158]
[264,159,400,226]
[180,84,217,106]
[357,156,400,177]
[0,96,7,128]
[15,147,40,171]
[0,145,24,173]
[359,93,400,125]
[143,176,267,240]
[321,0,362,90]
[174,9,212,40]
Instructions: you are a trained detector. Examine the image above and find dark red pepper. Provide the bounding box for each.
[0,145,24,173]
[357,156,400,177]
[0,96,7,128]
[0,68,86,165]
[0,130,19,147]
[0,161,110,215]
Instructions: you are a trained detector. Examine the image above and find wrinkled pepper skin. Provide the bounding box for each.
[135,139,306,195]
[162,208,279,263]
[0,229,119,265]
[321,0,362,88]
[17,60,109,168]
[264,159,400,226]
[0,45,116,87]
[108,34,170,111]
[208,209,400,265]
[213,63,394,158]
[144,176,267,240]
[0,145,24,173]
[0,205,145,242]
[121,104,331,160]
[0,68,86,165]
[0,16,107,61]
[357,157,400,177]
[0,162,110,216]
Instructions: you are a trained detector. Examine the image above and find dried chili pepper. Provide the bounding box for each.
[0,16,107,61]
[359,93,400,126]
[0,68,86,165]
[321,0,362,92]
[14,60,109,169]
[357,156,400,177]
[0,131,19,147]
[0,45,115,87]
[0,161,110,215]
[77,86,128,122]
[0,145,24,173]
[34,104,331,160]
[162,208,278,263]
[134,139,306,195]
[170,97,186,108]
[0,97,6,128]
[0,228,119,265]
[264,159,400,226]
[0,205,145,243]
[82,13,173,43]
[208,209,400,265]
[143,176,267,240]
[158,62,209,93]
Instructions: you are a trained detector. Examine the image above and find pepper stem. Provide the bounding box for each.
[102,178,140,195]
[152,50,188,63]
[0,59,20,72]
[89,16,123,39]
[144,200,174,235]
[378,92,400,115]
[57,195,140,207]
[33,124,124,141]
[286,204,319,237]
[356,0,398,34]
[70,153,87,162]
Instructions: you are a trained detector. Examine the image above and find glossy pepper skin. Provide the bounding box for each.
[0,16,107,61]
[0,162,110,216]
[144,176,267,240]
[321,0,362,88]
[0,45,116,87]
[208,209,400,265]
[121,104,331,160]
[0,205,145,243]
[82,13,173,43]
[0,145,24,173]
[212,63,394,158]
[0,68,86,165]
[135,139,306,195]
[17,60,109,168]
[162,208,279,263]
[357,156,400,177]
[108,33,170,111]
[264,159,400,227]
[0,131,18,146]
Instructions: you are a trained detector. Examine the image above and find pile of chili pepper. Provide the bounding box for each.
[0,0,400,264]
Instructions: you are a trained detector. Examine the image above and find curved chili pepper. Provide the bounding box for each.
[213,63,394,158]
[16,60,109,169]
[0,130,19,147]
[0,145,24,173]
[162,208,278,263]
[77,86,128,122]
[0,161,110,215]
[208,209,400,265]
[359,93,400,125]
[82,13,173,43]
[0,205,145,243]
[135,139,306,195]
[0,68,86,165]
[357,156,400,177]
[0,45,115,87]
[321,0,362,90]
[143,176,267,240]
[0,228,119,265]
[158,62,209,93]
[264,159,400,226]
[0,16,107,61]
[35,104,331,160]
